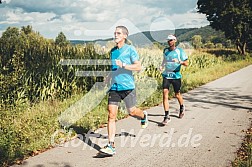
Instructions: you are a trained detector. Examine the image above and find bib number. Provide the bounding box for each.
[166,72,175,78]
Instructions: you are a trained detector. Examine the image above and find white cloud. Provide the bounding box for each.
[1,0,12,4]
[171,11,209,28]
[61,14,76,23]
[0,0,209,40]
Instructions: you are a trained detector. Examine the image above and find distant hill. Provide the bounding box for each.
[177,26,226,43]
[127,28,197,47]
[70,26,226,46]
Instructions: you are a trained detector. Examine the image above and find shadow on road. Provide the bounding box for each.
[184,87,252,111]
[70,126,136,158]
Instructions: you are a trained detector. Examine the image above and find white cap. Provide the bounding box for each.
[167,34,177,41]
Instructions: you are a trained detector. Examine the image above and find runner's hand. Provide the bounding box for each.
[115,59,123,68]
[172,58,179,63]
[159,66,163,72]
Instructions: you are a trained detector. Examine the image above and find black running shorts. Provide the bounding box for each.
[108,90,136,109]
[162,78,181,93]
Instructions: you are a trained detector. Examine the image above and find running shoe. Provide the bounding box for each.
[99,144,116,155]
[141,110,148,129]
[179,105,185,119]
[162,116,171,125]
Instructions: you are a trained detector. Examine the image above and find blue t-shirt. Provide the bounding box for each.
[110,44,139,91]
[162,47,188,79]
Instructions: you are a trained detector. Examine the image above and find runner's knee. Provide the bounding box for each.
[163,90,169,99]
[129,107,137,116]
[108,109,117,121]
[108,104,118,121]
[108,113,116,122]
[175,93,180,98]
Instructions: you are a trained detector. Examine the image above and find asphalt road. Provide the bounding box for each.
[13,65,252,167]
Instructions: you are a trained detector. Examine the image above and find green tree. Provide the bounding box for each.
[204,42,215,49]
[197,0,252,55]
[21,25,33,35]
[0,27,20,73]
[225,40,234,48]
[191,35,202,49]
[0,27,26,104]
[210,36,223,44]
[55,32,70,47]
[215,43,223,49]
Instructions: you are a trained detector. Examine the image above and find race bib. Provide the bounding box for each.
[165,72,175,78]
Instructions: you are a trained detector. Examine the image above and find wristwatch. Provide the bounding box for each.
[122,63,126,68]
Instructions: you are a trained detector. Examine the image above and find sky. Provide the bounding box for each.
[0,0,209,40]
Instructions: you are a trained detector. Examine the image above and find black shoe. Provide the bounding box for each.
[179,105,185,119]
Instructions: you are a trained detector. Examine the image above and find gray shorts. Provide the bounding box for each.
[108,90,136,109]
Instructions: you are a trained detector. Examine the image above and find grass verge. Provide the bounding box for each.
[232,124,252,167]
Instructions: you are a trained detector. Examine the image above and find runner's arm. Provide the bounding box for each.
[116,59,141,71]
[159,58,166,71]
[179,59,189,66]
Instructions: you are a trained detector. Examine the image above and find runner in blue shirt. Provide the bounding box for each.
[100,26,148,155]
[160,34,188,125]
[110,43,138,91]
